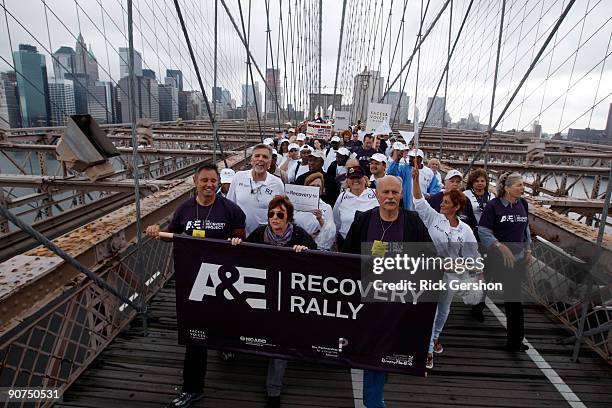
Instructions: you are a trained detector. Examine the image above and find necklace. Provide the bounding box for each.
[195,196,216,227]
[378,214,397,241]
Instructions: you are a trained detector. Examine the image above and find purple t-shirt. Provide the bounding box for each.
[366,209,405,242]
[168,196,246,239]
[478,198,528,243]
[354,147,377,174]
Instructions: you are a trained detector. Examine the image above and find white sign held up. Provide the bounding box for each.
[333,111,350,131]
[284,184,320,211]
[306,122,333,139]
[366,103,392,133]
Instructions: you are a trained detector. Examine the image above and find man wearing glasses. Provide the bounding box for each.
[227,144,285,234]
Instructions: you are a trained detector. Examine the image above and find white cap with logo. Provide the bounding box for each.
[337,147,351,156]
[300,144,313,152]
[220,168,235,184]
[331,136,341,142]
[288,143,300,151]
[263,137,274,146]
[408,148,424,158]
[370,153,388,163]
[296,133,306,141]
[445,169,463,181]
[392,141,406,150]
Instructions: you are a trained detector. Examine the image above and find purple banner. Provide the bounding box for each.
[173,235,439,376]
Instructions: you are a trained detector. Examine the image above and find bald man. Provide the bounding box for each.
[341,175,432,408]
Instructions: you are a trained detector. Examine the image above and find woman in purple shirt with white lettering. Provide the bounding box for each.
[478,172,532,351]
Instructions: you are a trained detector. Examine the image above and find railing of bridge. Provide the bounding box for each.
[527,236,611,363]
[0,235,173,408]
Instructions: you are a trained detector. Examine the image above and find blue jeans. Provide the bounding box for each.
[428,272,458,353]
[363,370,386,408]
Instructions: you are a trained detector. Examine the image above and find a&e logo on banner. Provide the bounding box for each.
[188,263,267,309]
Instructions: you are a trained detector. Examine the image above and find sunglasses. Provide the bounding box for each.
[268,211,286,220]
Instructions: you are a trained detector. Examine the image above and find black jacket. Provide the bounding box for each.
[246,224,318,250]
[341,208,432,254]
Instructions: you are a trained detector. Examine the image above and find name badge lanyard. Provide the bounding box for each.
[193,198,215,237]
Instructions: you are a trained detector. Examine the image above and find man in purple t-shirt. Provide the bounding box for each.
[353,134,377,176]
[145,164,245,408]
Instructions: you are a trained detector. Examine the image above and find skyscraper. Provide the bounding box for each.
[88,81,115,124]
[352,68,384,122]
[426,96,450,127]
[48,78,76,126]
[159,77,178,121]
[52,46,76,80]
[119,75,159,122]
[0,71,22,128]
[166,69,183,92]
[75,34,99,83]
[13,44,50,127]
[242,82,260,107]
[383,91,409,125]
[119,47,143,78]
[265,68,282,119]
[142,69,156,80]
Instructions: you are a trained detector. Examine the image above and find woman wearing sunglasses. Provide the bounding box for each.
[230,195,316,408]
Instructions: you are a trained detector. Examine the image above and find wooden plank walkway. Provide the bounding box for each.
[56,279,612,407]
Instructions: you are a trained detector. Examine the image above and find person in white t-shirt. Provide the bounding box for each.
[291,145,312,183]
[280,143,300,182]
[333,167,378,243]
[323,135,342,171]
[226,144,285,234]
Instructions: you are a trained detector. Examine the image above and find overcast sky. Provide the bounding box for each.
[1,0,610,134]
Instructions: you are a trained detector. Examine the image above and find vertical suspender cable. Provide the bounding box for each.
[237,0,264,142]
[331,0,348,118]
[484,0,507,173]
[438,0,453,158]
[127,0,147,334]
[318,0,322,116]
[213,0,218,164]
[465,0,576,175]
[173,0,228,167]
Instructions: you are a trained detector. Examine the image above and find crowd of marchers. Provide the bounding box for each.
[146,119,533,408]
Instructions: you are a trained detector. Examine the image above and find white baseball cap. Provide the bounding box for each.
[408,148,424,158]
[296,133,306,141]
[337,147,351,156]
[370,153,388,163]
[300,144,313,152]
[392,141,406,150]
[220,168,235,184]
[272,148,278,156]
[310,150,326,160]
[288,143,300,151]
[331,136,341,143]
[445,169,463,181]
[263,137,274,146]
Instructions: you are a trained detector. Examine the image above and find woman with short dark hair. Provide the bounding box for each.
[230,195,316,407]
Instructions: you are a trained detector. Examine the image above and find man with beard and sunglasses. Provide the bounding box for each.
[342,175,432,408]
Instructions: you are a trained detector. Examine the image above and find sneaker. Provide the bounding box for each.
[221,351,235,361]
[505,342,529,352]
[433,338,444,354]
[426,353,434,369]
[168,392,203,408]
[266,395,281,408]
